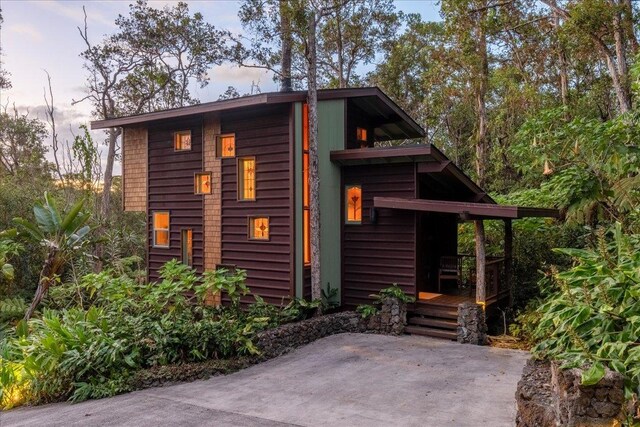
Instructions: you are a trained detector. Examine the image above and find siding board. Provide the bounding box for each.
[220,105,293,304]
[342,163,416,309]
[147,117,203,282]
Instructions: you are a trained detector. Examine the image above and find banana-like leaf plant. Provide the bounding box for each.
[10,192,91,320]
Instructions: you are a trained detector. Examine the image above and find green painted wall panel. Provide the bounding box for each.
[293,99,345,302]
[317,100,344,301]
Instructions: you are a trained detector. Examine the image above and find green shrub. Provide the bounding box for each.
[529,224,640,397]
[356,304,379,318]
[0,260,313,408]
[375,284,415,304]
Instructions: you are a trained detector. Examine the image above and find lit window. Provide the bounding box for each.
[249,217,270,240]
[238,157,256,201]
[356,127,367,142]
[153,212,170,247]
[217,134,235,158]
[303,104,310,264]
[345,185,362,224]
[174,131,192,151]
[195,173,212,195]
[181,229,193,267]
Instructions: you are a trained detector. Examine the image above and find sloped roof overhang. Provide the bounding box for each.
[90,87,425,140]
[330,145,495,204]
[373,197,559,220]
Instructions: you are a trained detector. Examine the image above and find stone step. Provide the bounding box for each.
[405,325,458,340]
[408,316,457,330]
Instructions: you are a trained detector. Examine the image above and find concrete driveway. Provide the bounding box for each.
[4,333,528,427]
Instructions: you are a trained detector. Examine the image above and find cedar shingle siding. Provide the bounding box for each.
[123,127,148,212]
[203,115,222,305]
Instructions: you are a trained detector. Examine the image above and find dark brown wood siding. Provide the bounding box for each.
[220,105,293,304]
[147,117,204,281]
[342,163,416,309]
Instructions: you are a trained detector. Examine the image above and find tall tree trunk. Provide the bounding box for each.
[336,11,345,88]
[475,6,489,189]
[542,0,632,113]
[474,220,486,307]
[307,11,322,309]
[100,128,119,220]
[94,127,120,271]
[612,7,630,109]
[622,0,639,53]
[602,47,632,113]
[24,250,57,320]
[554,13,569,110]
[280,0,293,92]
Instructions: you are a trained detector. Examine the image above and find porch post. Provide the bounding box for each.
[504,219,513,307]
[474,219,486,307]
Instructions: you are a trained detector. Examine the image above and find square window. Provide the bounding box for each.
[345,185,362,224]
[217,134,235,158]
[153,212,170,247]
[174,131,192,151]
[181,229,193,267]
[249,217,269,240]
[195,172,212,195]
[238,157,256,201]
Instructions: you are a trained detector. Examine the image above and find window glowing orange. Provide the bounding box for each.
[356,127,367,142]
[249,217,269,240]
[182,229,193,267]
[345,185,362,224]
[153,212,170,247]
[218,134,235,158]
[195,173,212,194]
[238,158,256,200]
[174,131,192,151]
[302,104,310,264]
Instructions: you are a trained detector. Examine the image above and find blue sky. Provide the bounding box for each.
[0,0,440,174]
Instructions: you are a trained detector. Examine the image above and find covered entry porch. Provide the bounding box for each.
[374,197,559,309]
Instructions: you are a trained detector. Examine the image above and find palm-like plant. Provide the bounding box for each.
[9,193,91,320]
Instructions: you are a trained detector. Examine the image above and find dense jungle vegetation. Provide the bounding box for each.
[1,0,640,410]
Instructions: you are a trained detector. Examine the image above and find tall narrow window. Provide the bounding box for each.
[302,104,310,264]
[153,212,170,247]
[217,134,235,158]
[195,172,212,194]
[356,127,367,142]
[249,217,270,240]
[174,130,192,151]
[181,229,193,267]
[238,157,256,201]
[356,127,368,148]
[345,185,362,224]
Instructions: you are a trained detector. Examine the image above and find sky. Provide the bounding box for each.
[0,0,441,176]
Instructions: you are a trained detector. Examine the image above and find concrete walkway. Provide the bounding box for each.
[3,334,529,427]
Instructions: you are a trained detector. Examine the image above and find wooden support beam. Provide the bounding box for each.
[475,219,486,307]
[504,219,513,307]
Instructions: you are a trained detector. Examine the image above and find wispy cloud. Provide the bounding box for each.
[7,24,44,42]
[34,0,115,28]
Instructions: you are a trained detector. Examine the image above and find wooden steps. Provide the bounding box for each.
[405,325,457,340]
[405,299,460,341]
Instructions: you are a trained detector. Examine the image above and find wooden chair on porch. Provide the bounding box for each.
[438,256,461,293]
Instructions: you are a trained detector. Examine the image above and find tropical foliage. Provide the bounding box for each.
[0,261,314,409]
[526,224,640,396]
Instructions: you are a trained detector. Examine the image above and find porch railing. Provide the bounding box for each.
[440,255,506,301]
